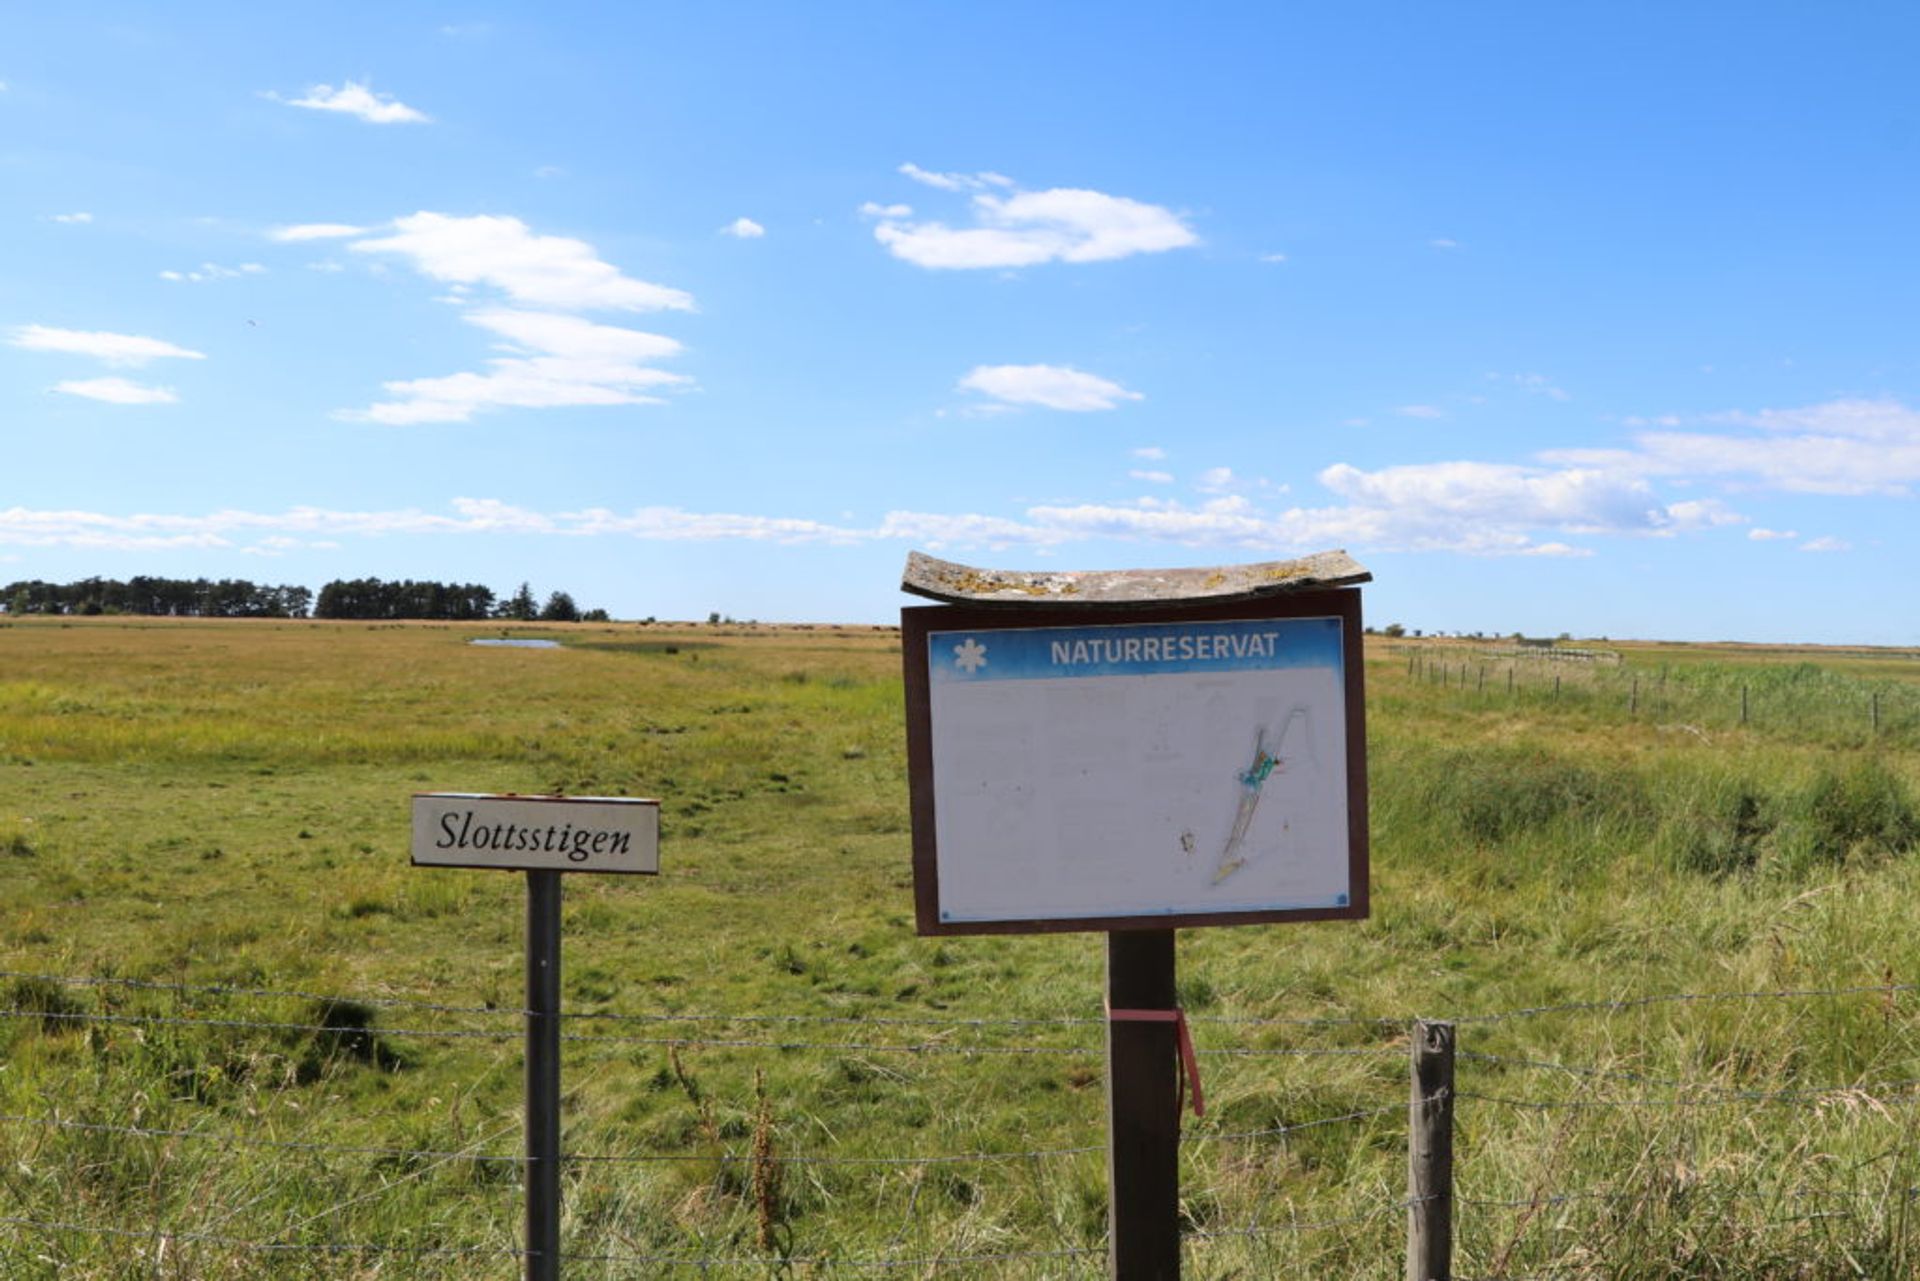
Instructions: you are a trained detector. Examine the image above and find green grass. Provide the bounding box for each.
[2,617,1919,1276]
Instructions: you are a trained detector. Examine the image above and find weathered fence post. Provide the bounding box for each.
[1741,684,1749,725]
[1407,1019,1455,1281]
[1630,676,1638,716]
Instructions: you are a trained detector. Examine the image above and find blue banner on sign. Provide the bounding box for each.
[928,616,1342,684]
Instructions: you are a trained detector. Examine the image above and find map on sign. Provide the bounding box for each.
[924,615,1351,924]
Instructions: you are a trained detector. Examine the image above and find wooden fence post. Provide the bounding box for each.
[1741,684,1749,725]
[1407,1019,1455,1281]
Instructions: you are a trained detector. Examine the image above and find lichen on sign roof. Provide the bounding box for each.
[900,550,1371,608]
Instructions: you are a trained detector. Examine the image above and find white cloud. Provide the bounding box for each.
[1259,252,1288,263]
[1129,470,1174,484]
[351,212,694,312]
[859,202,912,219]
[1661,498,1745,531]
[159,262,267,284]
[1800,535,1851,553]
[8,324,205,366]
[270,223,369,242]
[50,212,93,224]
[1397,404,1446,419]
[1430,238,1461,250]
[898,163,1013,193]
[1197,467,1236,492]
[720,217,765,239]
[344,308,687,425]
[276,81,429,125]
[1748,527,1799,541]
[958,364,1142,412]
[1318,460,1663,539]
[52,377,178,405]
[1546,398,1920,497]
[872,169,1197,269]
[1132,446,1167,460]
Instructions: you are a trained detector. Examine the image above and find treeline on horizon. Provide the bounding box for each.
[1,576,606,623]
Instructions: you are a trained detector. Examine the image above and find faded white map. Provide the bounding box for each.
[930,663,1351,923]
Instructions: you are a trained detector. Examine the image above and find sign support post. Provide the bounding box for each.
[1107,929,1181,1280]
[526,869,563,1281]
[410,792,661,1281]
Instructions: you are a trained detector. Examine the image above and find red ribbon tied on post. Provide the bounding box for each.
[1105,1002,1205,1118]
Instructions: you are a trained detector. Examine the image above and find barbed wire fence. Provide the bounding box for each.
[8,970,1920,1276]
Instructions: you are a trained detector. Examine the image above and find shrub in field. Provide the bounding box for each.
[1669,777,1776,878]
[8,975,85,1033]
[1781,757,1920,869]
[1431,746,1643,846]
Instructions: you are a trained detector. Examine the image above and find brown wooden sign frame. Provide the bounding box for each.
[902,588,1369,937]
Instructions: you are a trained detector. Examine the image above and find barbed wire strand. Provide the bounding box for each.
[1449,981,1920,1026]
[0,969,1401,1030]
[1,1099,1397,1168]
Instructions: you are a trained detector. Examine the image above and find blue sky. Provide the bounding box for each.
[4,4,1917,642]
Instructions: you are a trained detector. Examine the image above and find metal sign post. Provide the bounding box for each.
[525,869,563,1281]
[411,793,660,1281]
[900,551,1373,1279]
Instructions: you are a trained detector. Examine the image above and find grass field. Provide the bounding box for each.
[4,615,1920,1278]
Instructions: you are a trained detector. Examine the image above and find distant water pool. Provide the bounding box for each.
[470,638,561,649]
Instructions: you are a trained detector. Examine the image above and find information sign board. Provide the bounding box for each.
[410,793,660,874]
[902,591,1367,934]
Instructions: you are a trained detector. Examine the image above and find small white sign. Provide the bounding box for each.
[411,793,660,874]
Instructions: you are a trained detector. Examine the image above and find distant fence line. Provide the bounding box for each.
[10,971,1920,1275]
[1396,645,1920,741]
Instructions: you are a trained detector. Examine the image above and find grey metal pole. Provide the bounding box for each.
[527,870,563,1281]
[1107,929,1180,1279]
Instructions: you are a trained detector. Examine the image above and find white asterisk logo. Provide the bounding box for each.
[953,638,988,673]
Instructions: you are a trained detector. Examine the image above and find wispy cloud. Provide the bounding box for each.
[872,165,1197,269]
[1542,398,1920,496]
[350,212,694,312]
[1397,404,1446,419]
[269,223,369,242]
[8,324,205,366]
[1748,527,1799,541]
[1129,470,1174,484]
[1132,445,1167,460]
[52,377,178,405]
[344,308,687,425]
[291,213,696,424]
[49,211,93,224]
[958,364,1142,412]
[1430,237,1461,250]
[160,262,266,284]
[272,81,429,125]
[1800,535,1851,553]
[720,217,765,239]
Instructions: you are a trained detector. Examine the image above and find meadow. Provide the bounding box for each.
[3,614,1920,1278]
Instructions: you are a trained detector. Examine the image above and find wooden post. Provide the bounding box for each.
[1507,668,1514,696]
[1630,676,1638,716]
[1477,666,1485,695]
[1108,930,1181,1280]
[1406,1020,1455,1281]
[1872,693,1881,734]
[1741,684,1749,725]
